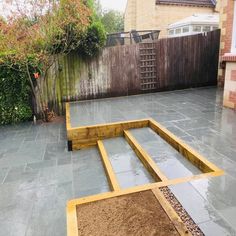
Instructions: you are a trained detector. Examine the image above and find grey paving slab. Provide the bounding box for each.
[169,182,221,224]
[0,167,9,184]
[165,125,189,137]
[103,137,154,189]
[3,166,39,191]
[0,138,23,160]
[174,117,214,131]
[72,147,110,198]
[0,194,34,225]
[188,174,236,230]
[55,181,73,204]
[198,219,236,236]
[37,167,58,187]
[116,169,154,189]
[0,220,27,236]
[57,156,72,166]
[176,107,203,119]
[44,141,71,160]
[0,182,20,209]
[150,112,187,123]
[27,160,57,170]
[180,137,236,179]
[130,128,201,179]
[107,151,144,174]
[190,175,236,212]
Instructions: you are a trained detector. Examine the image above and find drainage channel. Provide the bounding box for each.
[130,127,202,179]
[103,137,155,189]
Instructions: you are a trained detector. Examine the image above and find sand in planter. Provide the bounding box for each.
[76,190,180,236]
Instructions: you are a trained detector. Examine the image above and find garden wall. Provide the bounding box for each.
[44,30,220,115]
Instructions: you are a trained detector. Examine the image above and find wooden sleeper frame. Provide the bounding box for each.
[66,102,222,176]
[66,102,224,236]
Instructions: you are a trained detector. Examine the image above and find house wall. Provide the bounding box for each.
[124,0,138,31]
[223,61,236,109]
[155,5,215,38]
[124,0,216,38]
[218,0,236,109]
[125,0,156,32]
[218,0,235,86]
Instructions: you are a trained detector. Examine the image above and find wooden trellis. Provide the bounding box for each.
[139,43,158,91]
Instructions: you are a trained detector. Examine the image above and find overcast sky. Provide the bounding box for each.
[0,0,128,18]
[99,0,127,12]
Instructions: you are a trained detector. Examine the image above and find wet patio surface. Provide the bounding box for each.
[1,87,236,235]
[103,137,155,188]
[130,127,202,179]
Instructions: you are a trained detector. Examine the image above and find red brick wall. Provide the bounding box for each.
[221,2,234,54]
[231,70,236,81]
[218,0,235,87]
[229,91,236,104]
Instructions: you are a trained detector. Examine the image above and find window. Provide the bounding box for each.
[183,27,189,33]
[231,3,236,53]
[193,26,201,32]
[175,28,181,34]
[212,26,218,31]
[169,30,174,35]
[202,26,211,32]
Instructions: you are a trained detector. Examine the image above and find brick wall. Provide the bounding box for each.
[219,0,236,109]
[223,61,236,109]
[218,0,235,87]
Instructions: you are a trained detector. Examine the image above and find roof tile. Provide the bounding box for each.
[156,0,215,7]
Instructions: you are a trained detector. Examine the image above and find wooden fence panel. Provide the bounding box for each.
[44,30,220,114]
[155,30,220,90]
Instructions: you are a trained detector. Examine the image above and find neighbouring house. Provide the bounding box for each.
[168,14,219,37]
[124,0,218,38]
[218,0,236,109]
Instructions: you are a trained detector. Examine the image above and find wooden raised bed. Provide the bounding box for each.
[67,189,191,236]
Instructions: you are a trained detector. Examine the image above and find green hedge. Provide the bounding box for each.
[77,21,106,58]
[0,63,32,125]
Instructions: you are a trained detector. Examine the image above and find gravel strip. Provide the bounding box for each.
[160,187,204,236]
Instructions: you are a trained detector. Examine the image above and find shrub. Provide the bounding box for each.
[0,0,106,121]
[77,21,106,58]
[0,61,32,124]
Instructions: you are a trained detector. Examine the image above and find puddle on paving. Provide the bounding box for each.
[103,137,155,189]
[72,147,110,198]
[130,128,202,179]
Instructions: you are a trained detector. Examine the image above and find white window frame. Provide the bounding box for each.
[192,25,202,33]
[175,28,182,35]
[231,2,236,53]
[168,29,174,35]
[182,26,190,33]
[202,25,211,32]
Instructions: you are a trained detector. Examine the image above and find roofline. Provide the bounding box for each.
[156,0,215,8]
[124,0,129,14]
[168,22,219,29]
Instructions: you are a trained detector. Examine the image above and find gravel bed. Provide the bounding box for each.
[160,187,204,236]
